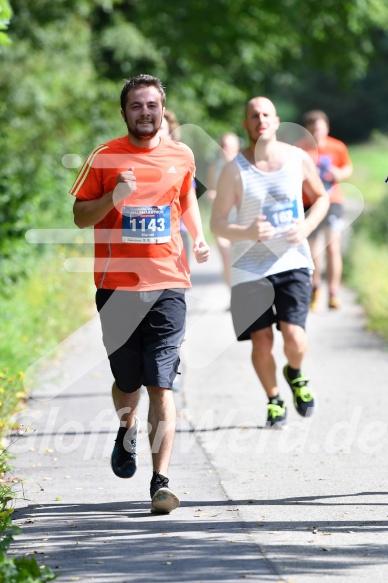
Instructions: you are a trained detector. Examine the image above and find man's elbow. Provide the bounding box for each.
[73,201,87,229]
[73,212,87,229]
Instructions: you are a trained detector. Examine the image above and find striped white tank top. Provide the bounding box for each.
[231,146,313,287]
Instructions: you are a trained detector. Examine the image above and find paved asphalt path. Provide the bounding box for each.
[8,237,388,582]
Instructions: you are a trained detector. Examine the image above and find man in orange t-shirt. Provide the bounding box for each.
[71,74,210,514]
[301,110,353,310]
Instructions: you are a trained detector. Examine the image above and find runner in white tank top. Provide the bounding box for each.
[211,96,329,428]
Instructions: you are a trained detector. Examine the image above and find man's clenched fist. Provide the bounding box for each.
[113,166,137,206]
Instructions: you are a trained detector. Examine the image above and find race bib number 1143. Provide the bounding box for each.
[122,205,171,243]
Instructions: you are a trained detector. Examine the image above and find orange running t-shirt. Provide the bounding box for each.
[302,135,351,207]
[70,136,195,291]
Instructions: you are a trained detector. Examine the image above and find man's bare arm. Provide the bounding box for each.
[287,153,329,245]
[73,194,115,229]
[180,188,210,263]
[210,161,275,242]
[298,153,330,236]
[329,162,353,182]
[73,168,136,229]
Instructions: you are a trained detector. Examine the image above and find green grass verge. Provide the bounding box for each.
[344,137,388,343]
[0,246,95,434]
[348,132,388,205]
[345,232,388,341]
[0,246,94,581]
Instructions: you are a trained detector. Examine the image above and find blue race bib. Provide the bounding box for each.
[122,205,171,243]
[263,199,299,229]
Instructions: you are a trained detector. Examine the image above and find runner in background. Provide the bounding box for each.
[207,133,240,287]
[301,110,353,310]
[211,96,329,428]
[159,109,198,392]
[159,109,195,264]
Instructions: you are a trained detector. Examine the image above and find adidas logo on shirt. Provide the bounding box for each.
[167,166,177,174]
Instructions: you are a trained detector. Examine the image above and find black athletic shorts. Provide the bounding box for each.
[231,268,312,341]
[96,288,186,393]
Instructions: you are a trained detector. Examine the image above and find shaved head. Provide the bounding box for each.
[243,96,280,145]
[245,97,277,118]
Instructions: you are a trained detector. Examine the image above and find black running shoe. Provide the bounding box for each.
[110,417,138,479]
[150,471,180,515]
[266,399,287,428]
[283,365,315,417]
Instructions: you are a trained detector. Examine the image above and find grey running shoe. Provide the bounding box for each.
[150,471,180,514]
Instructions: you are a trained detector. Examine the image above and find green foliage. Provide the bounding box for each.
[0,245,93,581]
[0,370,24,433]
[0,1,119,286]
[0,452,57,583]
[282,30,388,142]
[370,195,388,244]
[345,231,388,340]
[349,134,388,205]
[131,0,388,81]
[0,0,12,45]
[357,194,388,245]
[0,453,15,537]
[0,247,94,430]
[0,516,56,582]
[349,135,388,244]
[343,139,388,340]
[0,553,56,582]
[79,0,388,138]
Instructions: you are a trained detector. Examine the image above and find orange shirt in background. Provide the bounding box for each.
[70,136,195,291]
[301,135,351,207]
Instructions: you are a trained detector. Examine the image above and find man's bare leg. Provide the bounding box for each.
[147,386,176,476]
[147,386,179,513]
[325,229,342,304]
[111,382,141,479]
[308,234,322,290]
[112,381,141,428]
[251,327,278,398]
[251,327,287,427]
[308,234,323,310]
[281,322,307,369]
[281,322,315,417]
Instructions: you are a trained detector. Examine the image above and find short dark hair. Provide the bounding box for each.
[120,74,166,110]
[302,110,329,127]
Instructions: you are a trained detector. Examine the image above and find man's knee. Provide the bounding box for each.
[251,328,273,353]
[281,323,306,346]
[147,386,173,402]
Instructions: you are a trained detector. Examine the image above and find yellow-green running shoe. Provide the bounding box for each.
[283,364,315,417]
[266,398,287,428]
